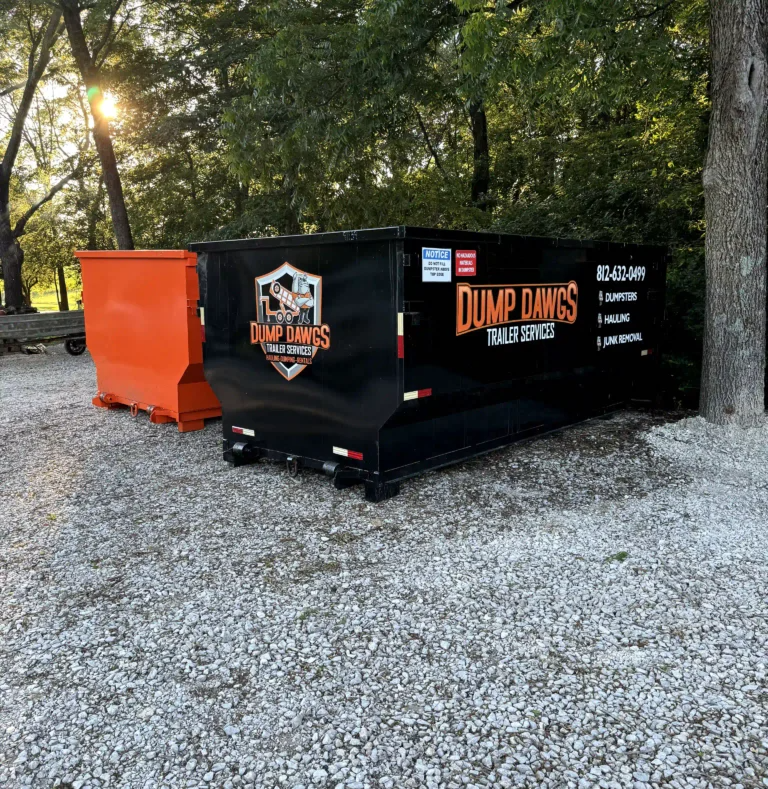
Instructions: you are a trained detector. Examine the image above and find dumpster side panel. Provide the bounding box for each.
[199,240,400,470]
[380,234,666,476]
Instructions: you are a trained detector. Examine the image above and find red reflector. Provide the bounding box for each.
[348,450,364,461]
[397,336,404,359]
[418,388,432,398]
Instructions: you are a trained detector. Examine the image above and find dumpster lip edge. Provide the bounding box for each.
[188,226,669,254]
[74,250,194,259]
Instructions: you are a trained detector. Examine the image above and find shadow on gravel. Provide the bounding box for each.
[404,410,694,519]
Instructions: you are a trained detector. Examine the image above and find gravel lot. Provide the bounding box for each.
[1,346,767,789]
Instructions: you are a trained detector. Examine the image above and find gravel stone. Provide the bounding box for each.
[1,347,767,788]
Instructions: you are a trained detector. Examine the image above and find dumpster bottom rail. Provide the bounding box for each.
[93,391,221,433]
[221,439,400,502]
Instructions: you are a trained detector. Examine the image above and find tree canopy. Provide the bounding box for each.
[0,0,713,396]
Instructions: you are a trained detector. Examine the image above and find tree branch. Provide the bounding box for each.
[0,80,28,98]
[13,166,81,238]
[94,14,129,70]
[415,107,447,177]
[618,0,677,24]
[0,11,62,206]
[91,0,126,64]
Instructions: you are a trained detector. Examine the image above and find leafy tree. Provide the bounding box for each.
[224,0,496,233]
[20,202,86,307]
[59,0,134,249]
[0,3,80,311]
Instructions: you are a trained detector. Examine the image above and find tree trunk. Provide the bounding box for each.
[0,219,24,312]
[57,263,69,311]
[0,11,63,311]
[233,181,248,218]
[61,1,134,250]
[281,169,301,235]
[701,0,768,425]
[22,277,35,308]
[85,176,105,250]
[469,99,490,211]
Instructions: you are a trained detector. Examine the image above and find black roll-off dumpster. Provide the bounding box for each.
[191,227,666,501]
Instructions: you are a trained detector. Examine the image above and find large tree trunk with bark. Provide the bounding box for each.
[61,0,134,250]
[701,0,768,425]
[0,224,24,312]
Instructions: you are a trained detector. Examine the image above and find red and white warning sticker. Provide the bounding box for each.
[455,250,477,276]
[232,426,255,437]
[333,446,364,461]
[403,388,432,401]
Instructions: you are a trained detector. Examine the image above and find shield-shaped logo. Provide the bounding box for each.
[250,262,331,380]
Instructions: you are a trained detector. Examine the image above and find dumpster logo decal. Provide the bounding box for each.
[456,281,579,335]
[250,263,331,380]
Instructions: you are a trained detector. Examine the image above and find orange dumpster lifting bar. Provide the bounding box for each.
[75,249,221,432]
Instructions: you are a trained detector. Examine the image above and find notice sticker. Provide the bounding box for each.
[456,250,477,276]
[422,247,452,282]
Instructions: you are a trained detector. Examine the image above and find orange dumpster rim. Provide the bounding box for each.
[75,250,193,259]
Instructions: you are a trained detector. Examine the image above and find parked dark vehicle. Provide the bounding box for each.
[193,227,666,500]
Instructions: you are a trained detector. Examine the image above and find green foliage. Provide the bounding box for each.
[2,0,711,393]
[222,0,494,233]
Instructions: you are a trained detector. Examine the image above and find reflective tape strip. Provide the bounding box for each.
[397,313,404,335]
[397,313,404,358]
[199,307,205,325]
[641,349,653,356]
[404,388,432,401]
[232,426,255,437]
[333,446,363,461]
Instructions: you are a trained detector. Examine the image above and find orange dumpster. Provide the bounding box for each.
[76,249,221,432]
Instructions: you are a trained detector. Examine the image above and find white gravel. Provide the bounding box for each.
[1,346,766,789]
